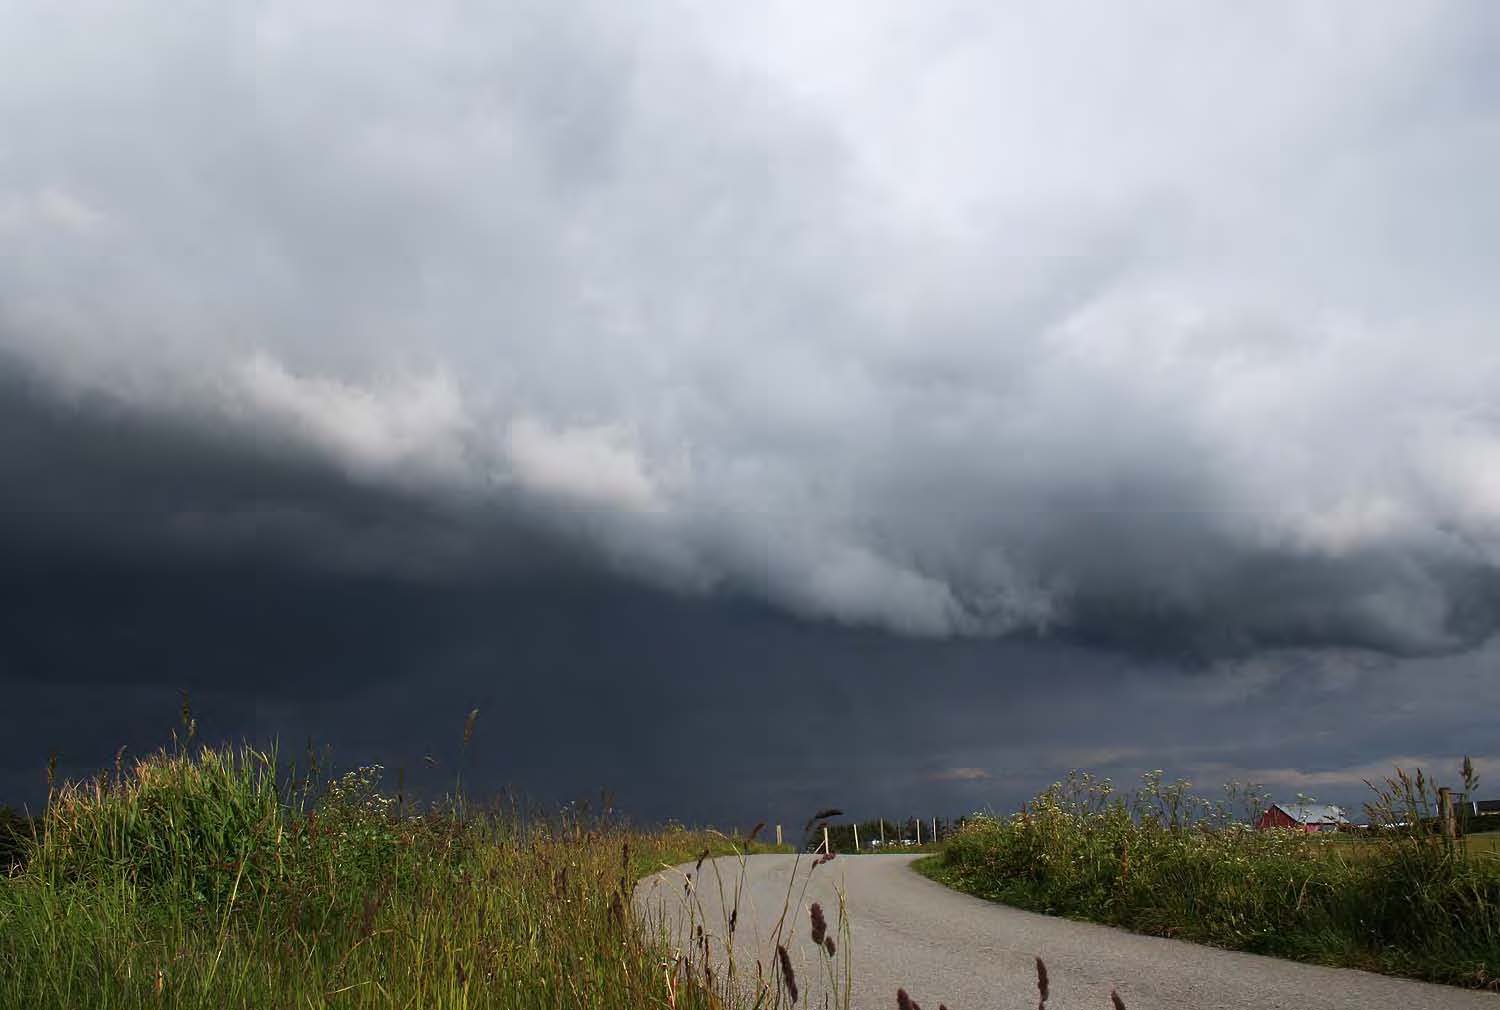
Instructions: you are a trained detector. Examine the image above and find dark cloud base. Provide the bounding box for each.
[2,360,1497,827]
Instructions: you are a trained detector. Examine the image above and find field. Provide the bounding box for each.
[0,744,788,1010]
[922,769,1500,989]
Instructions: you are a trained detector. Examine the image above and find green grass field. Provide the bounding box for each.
[0,745,789,1010]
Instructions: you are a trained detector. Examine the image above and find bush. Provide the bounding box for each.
[0,806,37,872]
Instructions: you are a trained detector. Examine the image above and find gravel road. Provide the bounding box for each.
[635,852,1498,1010]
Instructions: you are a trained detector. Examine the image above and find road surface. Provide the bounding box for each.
[635,853,1498,1010]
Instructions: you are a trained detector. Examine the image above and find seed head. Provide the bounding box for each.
[777,944,798,1004]
[809,902,827,945]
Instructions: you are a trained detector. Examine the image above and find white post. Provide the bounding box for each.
[853,823,860,851]
[879,818,885,847]
[933,816,938,843]
[823,826,830,853]
[916,817,922,845]
[776,824,783,847]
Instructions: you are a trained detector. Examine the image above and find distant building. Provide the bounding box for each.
[1471,799,1500,815]
[1256,802,1350,833]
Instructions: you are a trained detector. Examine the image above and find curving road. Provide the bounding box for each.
[635,853,1498,1010]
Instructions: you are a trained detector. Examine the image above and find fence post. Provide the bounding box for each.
[823,826,830,854]
[916,817,922,845]
[776,824,783,847]
[1439,788,1457,842]
[853,823,859,852]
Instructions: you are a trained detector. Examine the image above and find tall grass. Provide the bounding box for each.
[0,743,777,1009]
[926,767,1500,989]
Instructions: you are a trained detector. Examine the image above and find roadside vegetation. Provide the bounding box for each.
[923,765,1500,989]
[0,730,784,1010]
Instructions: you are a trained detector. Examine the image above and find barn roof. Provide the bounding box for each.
[1270,803,1349,824]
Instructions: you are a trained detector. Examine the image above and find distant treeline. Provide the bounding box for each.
[805,816,967,851]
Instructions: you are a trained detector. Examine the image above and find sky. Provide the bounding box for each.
[2,1,1499,827]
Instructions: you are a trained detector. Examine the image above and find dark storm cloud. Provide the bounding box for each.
[3,2,1500,658]
[3,2,1500,824]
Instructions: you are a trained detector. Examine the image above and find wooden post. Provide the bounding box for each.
[933,816,938,843]
[853,823,860,852]
[879,818,885,847]
[776,824,783,847]
[1439,787,1457,842]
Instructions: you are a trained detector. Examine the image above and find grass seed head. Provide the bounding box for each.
[809,901,827,945]
[777,943,798,1004]
[804,808,843,831]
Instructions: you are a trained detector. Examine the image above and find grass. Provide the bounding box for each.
[0,742,786,1009]
[923,768,1500,989]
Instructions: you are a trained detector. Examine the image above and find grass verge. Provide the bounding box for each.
[921,769,1500,990]
[0,744,783,1009]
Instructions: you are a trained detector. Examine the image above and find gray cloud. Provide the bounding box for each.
[2,1,1499,659]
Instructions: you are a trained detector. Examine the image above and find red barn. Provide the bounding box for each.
[1256,802,1349,833]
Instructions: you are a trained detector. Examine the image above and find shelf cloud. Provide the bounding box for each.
[3,0,1499,661]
